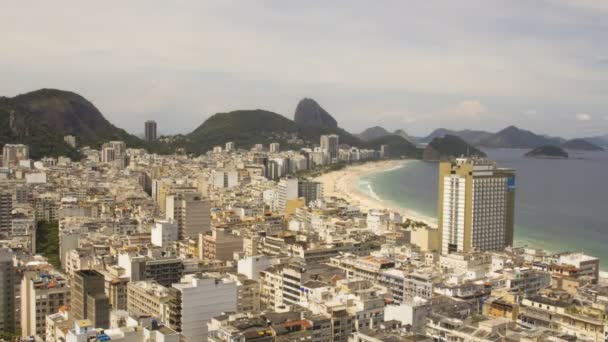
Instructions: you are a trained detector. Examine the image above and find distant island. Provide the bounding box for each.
[525,145,569,159]
[561,138,604,151]
[423,134,486,161]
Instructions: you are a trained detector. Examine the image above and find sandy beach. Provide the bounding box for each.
[314,160,438,226]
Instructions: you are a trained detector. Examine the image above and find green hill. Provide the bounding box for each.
[423,135,486,160]
[184,109,370,154]
[0,89,144,159]
[525,145,569,159]
[185,110,300,153]
[365,135,421,158]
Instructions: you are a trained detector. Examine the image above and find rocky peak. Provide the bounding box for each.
[294,98,338,128]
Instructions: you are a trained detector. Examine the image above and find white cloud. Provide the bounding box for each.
[576,113,592,121]
[444,100,488,118]
[0,1,607,137]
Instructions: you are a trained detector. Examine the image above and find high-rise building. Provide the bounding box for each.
[126,280,172,318]
[211,170,239,189]
[0,247,15,333]
[0,191,12,237]
[21,271,70,337]
[171,274,237,341]
[2,144,29,167]
[166,191,211,239]
[298,179,323,205]
[380,144,389,158]
[200,227,244,261]
[145,120,158,142]
[71,270,110,329]
[225,141,234,151]
[151,219,179,248]
[101,145,116,163]
[118,251,184,287]
[101,140,127,167]
[269,142,280,153]
[276,178,299,212]
[320,134,339,162]
[437,158,515,254]
[98,268,129,311]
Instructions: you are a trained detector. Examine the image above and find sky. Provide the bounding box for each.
[1,1,607,138]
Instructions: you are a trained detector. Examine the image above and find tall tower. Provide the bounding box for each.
[166,192,211,240]
[145,120,157,142]
[0,247,15,333]
[0,191,12,238]
[437,157,515,254]
[72,270,110,329]
[320,134,339,162]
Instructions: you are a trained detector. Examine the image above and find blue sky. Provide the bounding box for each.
[1,1,607,138]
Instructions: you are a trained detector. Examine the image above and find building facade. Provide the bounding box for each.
[320,135,339,162]
[71,270,110,329]
[438,158,515,254]
[145,120,158,142]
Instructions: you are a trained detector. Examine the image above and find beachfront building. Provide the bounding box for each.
[437,157,515,254]
[320,134,339,162]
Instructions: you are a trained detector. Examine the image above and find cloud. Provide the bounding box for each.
[522,109,537,116]
[444,100,489,118]
[0,1,607,138]
[576,113,592,121]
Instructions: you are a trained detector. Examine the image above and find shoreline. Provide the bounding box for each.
[314,159,438,227]
[314,159,608,275]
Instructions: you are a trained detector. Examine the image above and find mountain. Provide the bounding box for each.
[393,129,415,143]
[294,98,338,128]
[417,128,453,144]
[364,135,421,158]
[478,126,562,149]
[357,126,391,141]
[185,108,365,154]
[186,110,300,153]
[456,130,495,145]
[357,127,416,145]
[185,99,421,157]
[584,135,608,149]
[417,128,493,144]
[561,138,604,151]
[525,145,569,159]
[422,135,486,161]
[186,97,387,154]
[0,89,144,159]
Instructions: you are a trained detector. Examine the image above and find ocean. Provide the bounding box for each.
[358,149,608,269]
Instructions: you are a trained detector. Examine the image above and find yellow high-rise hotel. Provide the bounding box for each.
[438,157,515,255]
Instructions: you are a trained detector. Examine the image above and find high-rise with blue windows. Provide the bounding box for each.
[438,157,516,254]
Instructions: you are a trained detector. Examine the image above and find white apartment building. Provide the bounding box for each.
[21,271,71,337]
[276,178,298,212]
[438,158,515,254]
[172,274,237,341]
[166,192,211,239]
[151,219,178,248]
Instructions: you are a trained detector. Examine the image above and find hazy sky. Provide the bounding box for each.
[1,1,607,138]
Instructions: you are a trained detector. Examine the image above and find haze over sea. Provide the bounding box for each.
[358,149,608,270]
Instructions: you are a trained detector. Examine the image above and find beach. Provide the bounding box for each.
[314,160,438,226]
